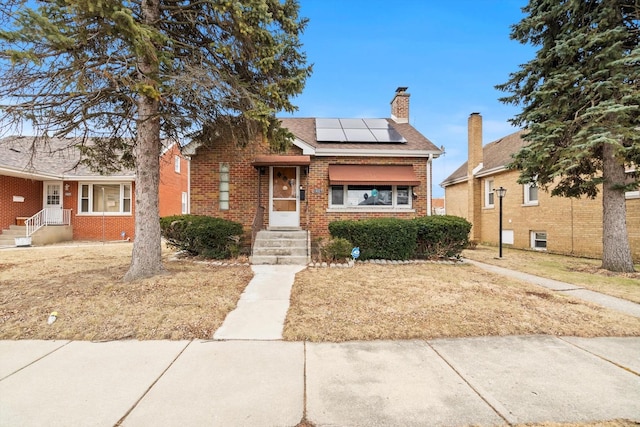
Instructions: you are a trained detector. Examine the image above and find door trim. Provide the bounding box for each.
[268,166,300,229]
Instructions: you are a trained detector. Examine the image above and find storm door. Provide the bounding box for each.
[269,166,299,228]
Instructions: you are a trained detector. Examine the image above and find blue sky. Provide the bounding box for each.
[281,0,535,197]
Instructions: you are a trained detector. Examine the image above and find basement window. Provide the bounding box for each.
[530,231,547,250]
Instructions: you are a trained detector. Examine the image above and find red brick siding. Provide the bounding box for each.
[66,181,136,241]
[190,138,431,242]
[0,176,42,230]
[159,145,190,217]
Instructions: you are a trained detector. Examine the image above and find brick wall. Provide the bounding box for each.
[190,139,431,243]
[446,169,640,261]
[66,181,136,241]
[159,144,189,217]
[0,176,42,230]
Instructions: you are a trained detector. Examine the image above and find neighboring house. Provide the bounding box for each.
[186,87,443,249]
[431,197,445,215]
[0,136,189,245]
[441,112,640,261]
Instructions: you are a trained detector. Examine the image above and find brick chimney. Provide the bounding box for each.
[390,87,410,123]
[467,112,483,241]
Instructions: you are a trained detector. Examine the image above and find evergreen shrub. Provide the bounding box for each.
[160,215,243,259]
[413,215,472,258]
[329,218,417,260]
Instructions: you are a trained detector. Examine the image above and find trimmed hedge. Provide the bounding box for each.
[160,215,243,259]
[328,215,471,260]
[328,218,417,260]
[414,215,472,259]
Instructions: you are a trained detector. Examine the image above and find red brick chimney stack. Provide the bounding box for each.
[390,87,410,123]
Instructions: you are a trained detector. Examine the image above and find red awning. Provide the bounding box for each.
[252,155,311,167]
[328,164,421,186]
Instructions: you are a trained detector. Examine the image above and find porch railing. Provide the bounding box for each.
[25,208,72,237]
[251,205,265,250]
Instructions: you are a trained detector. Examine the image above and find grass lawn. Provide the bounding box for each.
[1,242,639,342]
[283,261,640,342]
[462,245,640,304]
[0,243,252,340]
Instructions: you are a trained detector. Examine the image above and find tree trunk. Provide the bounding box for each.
[601,142,635,272]
[123,0,166,281]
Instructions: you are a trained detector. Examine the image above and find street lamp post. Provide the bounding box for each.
[496,186,507,258]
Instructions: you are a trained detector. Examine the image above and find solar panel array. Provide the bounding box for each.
[315,118,407,143]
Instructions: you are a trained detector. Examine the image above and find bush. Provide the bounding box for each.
[329,218,417,260]
[160,215,244,259]
[413,215,472,259]
[318,237,353,262]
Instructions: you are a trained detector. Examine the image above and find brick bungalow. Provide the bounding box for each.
[0,137,189,245]
[186,87,443,250]
[441,112,640,261]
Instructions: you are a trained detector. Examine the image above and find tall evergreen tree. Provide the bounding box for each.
[0,0,312,280]
[497,0,640,272]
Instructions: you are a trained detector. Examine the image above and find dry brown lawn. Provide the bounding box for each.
[283,262,640,342]
[0,243,252,340]
[463,245,640,303]
[2,242,640,343]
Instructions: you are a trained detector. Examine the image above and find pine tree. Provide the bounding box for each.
[497,0,640,272]
[0,0,312,280]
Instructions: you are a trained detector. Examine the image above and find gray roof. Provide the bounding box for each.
[0,136,136,180]
[279,118,442,156]
[441,130,528,186]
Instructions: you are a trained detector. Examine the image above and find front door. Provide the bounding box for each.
[43,181,63,224]
[269,166,299,228]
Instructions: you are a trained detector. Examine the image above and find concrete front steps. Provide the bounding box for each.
[0,224,73,247]
[0,225,27,246]
[251,229,309,265]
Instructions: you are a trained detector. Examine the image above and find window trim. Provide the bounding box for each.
[174,155,181,173]
[328,184,413,211]
[523,182,539,206]
[77,182,133,216]
[484,179,495,208]
[530,231,547,251]
[181,191,188,214]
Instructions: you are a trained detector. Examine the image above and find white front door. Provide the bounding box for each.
[269,166,299,228]
[43,181,63,224]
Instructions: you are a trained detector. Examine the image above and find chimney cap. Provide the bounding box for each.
[470,112,481,116]
[395,86,409,94]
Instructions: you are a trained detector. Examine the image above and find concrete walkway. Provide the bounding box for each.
[1,337,639,426]
[213,265,306,340]
[465,259,640,318]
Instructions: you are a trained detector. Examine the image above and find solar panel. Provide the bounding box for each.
[371,128,406,143]
[339,118,368,129]
[363,118,390,129]
[316,118,342,129]
[316,128,346,142]
[344,128,378,142]
[315,118,407,143]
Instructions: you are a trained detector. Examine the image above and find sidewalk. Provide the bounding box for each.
[2,261,640,426]
[1,337,639,426]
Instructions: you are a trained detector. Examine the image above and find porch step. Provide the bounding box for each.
[251,230,309,265]
[0,226,27,245]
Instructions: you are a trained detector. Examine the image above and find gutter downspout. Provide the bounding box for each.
[426,154,433,216]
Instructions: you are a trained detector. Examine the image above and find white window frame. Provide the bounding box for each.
[523,182,539,206]
[181,192,188,214]
[219,163,230,211]
[328,184,413,211]
[78,182,132,215]
[174,155,181,173]
[530,231,547,251]
[484,179,495,208]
